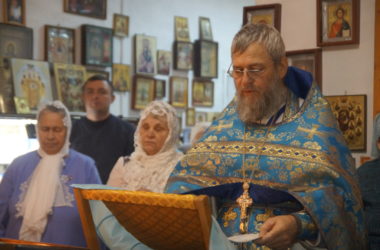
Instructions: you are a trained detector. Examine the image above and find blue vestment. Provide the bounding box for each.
[165,67,366,249]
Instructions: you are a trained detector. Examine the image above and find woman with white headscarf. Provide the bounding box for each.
[0,101,101,247]
[107,100,183,192]
[89,101,183,249]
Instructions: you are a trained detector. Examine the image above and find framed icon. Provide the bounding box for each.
[173,41,193,71]
[157,50,171,75]
[192,79,214,107]
[175,16,190,42]
[45,25,75,64]
[53,63,86,112]
[64,0,107,19]
[81,24,113,67]
[194,40,218,79]
[243,4,282,31]
[135,34,157,75]
[170,76,188,108]
[112,64,131,92]
[113,14,129,37]
[325,94,366,152]
[0,23,33,59]
[186,108,196,127]
[3,0,25,26]
[286,48,322,90]
[155,79,166,99]
[14,96,29,114]
[11,58,53,113]
[0,57,16,113]
[132,75,155,110]
[317,0,360,46]
[199,17,213,41]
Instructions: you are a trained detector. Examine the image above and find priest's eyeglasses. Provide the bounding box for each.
[227,64,264,79]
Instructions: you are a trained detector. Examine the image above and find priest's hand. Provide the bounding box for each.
[255,215,299,249]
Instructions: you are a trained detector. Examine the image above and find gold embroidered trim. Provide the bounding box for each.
[189,141,333,166]
[170,175,309,191]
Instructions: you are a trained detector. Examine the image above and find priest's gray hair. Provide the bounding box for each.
[231,23,285,65]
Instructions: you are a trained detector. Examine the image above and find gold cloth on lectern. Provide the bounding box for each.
[74,188,212,250]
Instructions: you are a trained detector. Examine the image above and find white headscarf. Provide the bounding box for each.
[16,100,73,242]
[119,100,183,193]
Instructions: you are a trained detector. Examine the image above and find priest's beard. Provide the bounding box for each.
[236,73,288,124]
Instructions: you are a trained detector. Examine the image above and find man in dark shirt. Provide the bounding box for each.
[70,75,135,183]
[358,114,380,249]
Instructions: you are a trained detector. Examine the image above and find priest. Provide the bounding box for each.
[165,23,366,249]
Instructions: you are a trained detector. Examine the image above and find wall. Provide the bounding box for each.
[111,0,253,118]
[255,0,376,165]
[21,0,252,119]
[3,0,375,165]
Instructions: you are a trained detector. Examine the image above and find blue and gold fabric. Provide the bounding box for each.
[165,67,366,250]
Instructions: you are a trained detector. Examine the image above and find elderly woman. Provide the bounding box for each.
[0,101,101,247]
[89,101,184,249]
[107,100,183,192]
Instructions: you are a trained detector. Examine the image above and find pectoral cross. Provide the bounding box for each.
[297,124,323,139]
[236,182,253,234]
[210,120,233,132]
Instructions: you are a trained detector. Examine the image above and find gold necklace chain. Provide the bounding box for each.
[242,119,276,179]
[237,115,277,234]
